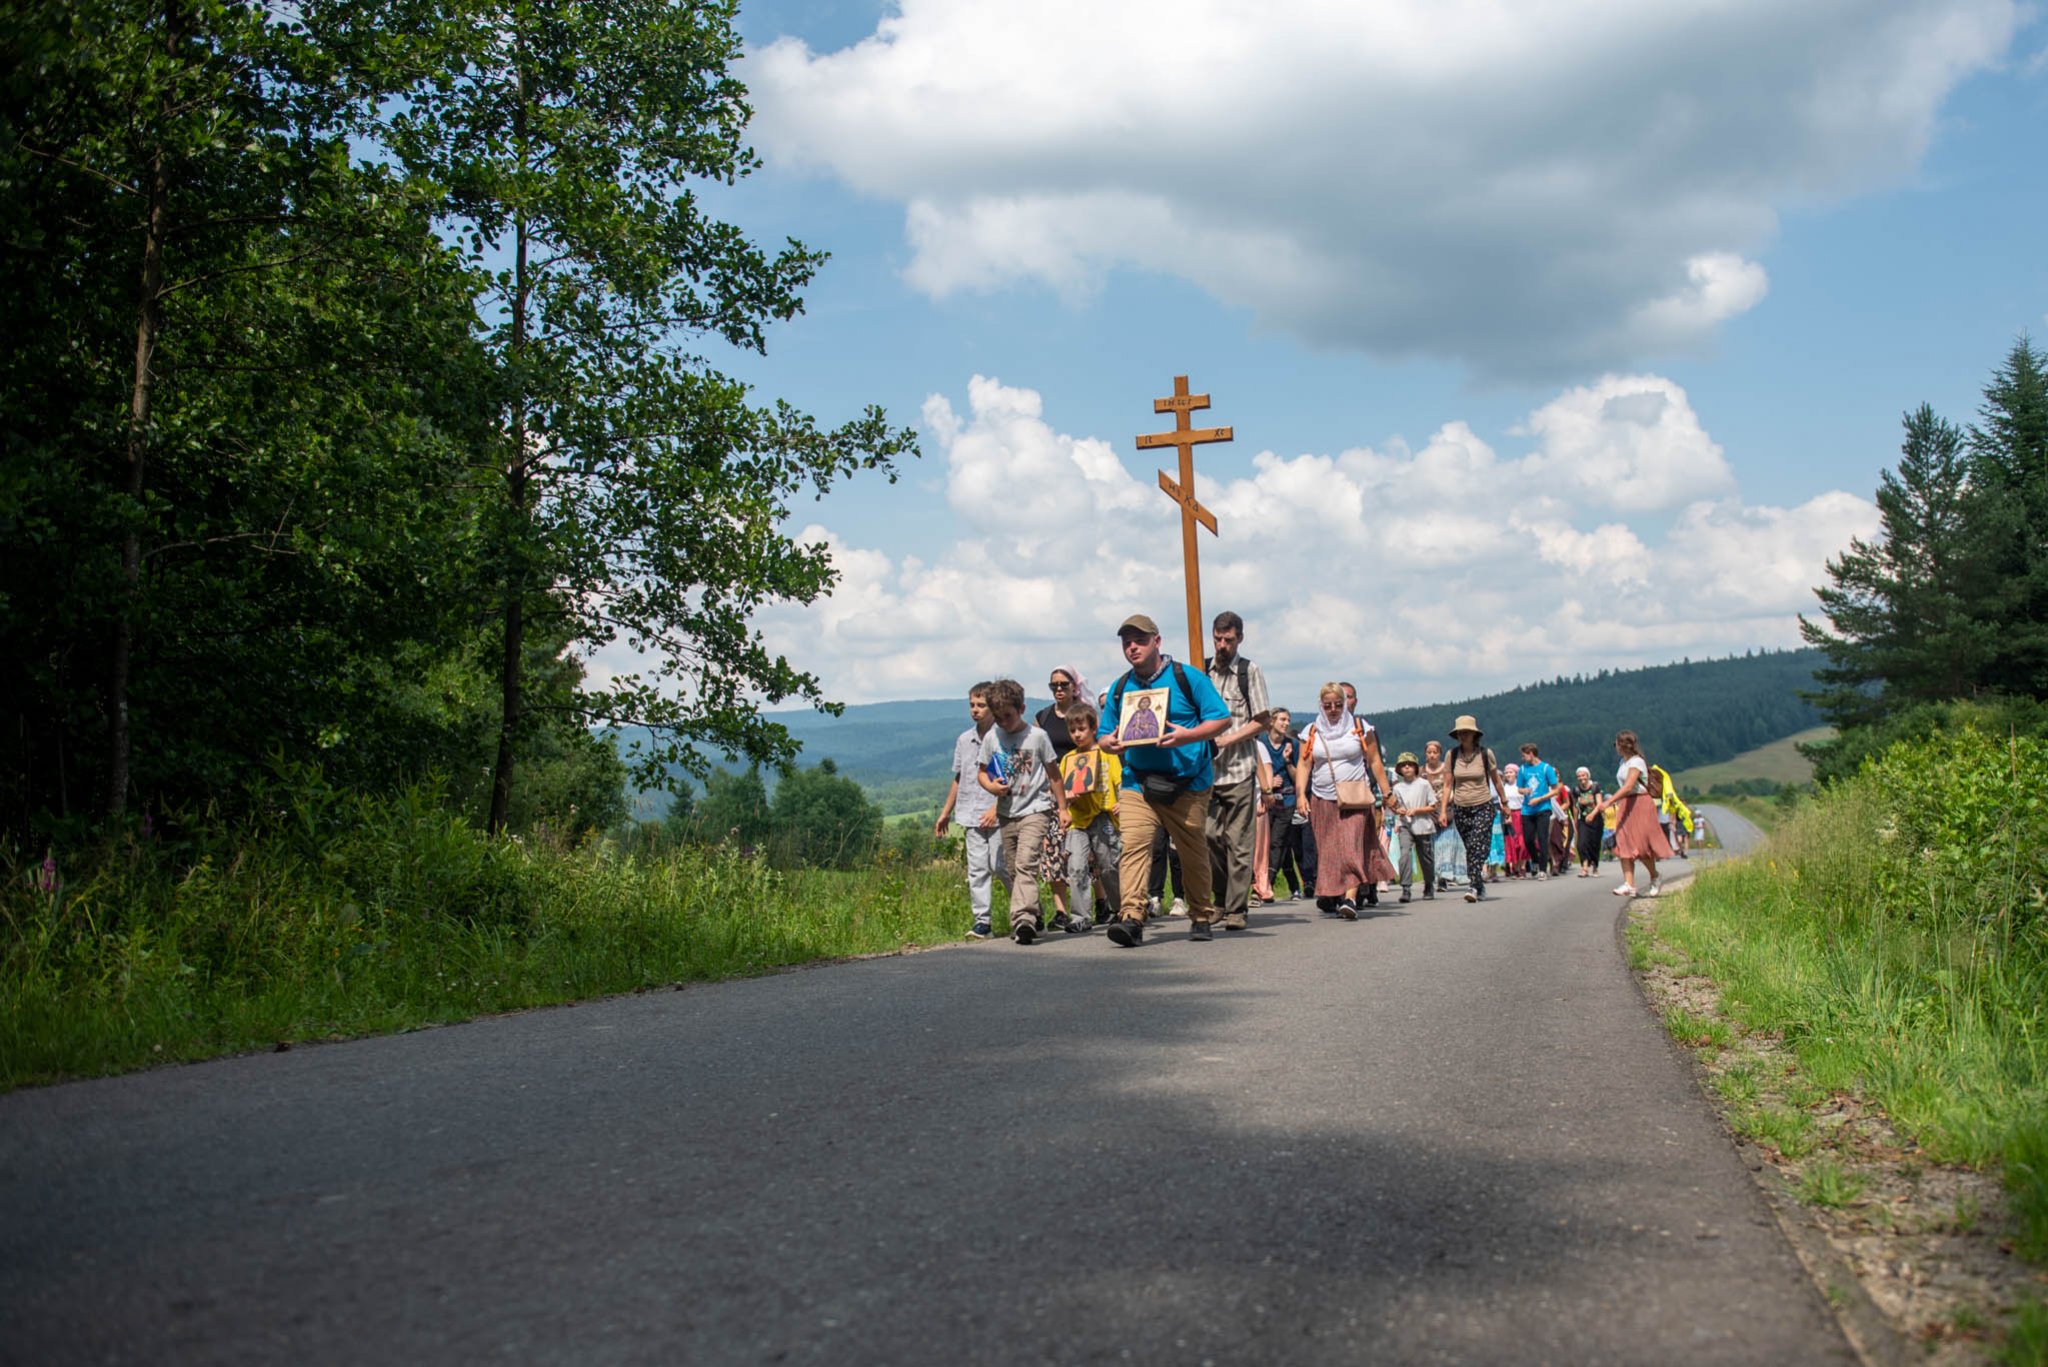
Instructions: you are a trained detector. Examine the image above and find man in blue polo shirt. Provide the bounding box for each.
[1097,613,1232,946]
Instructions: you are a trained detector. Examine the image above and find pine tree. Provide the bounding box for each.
[1966,336,2048,697]
[1801,403,1989,727]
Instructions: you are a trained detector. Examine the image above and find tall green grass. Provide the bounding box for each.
[1,777,988,1089]
[1656,724,2048,1259]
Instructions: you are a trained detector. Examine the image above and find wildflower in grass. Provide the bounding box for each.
[37,852,58,894]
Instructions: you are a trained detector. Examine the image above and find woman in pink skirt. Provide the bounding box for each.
[1293,683,1395,920]
[1590,730,1673,897]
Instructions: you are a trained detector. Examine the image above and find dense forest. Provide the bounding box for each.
[0,0,912,846]
[1370,650,1823,778]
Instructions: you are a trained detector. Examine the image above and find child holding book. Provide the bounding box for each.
[934,681,1004,939]
[977,678,1067,944]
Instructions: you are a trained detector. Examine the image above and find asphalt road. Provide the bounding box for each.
[1,856,1845,1365]
[1696,803,1766,857]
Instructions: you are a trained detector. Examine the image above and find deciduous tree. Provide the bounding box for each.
[319,0,915,833]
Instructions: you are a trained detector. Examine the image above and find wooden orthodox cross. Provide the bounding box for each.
[1138,375,1233,668]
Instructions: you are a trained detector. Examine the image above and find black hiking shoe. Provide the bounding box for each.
[1188,920,1213,941]
[1013,916,1038,944]
[1106,918,1145,948]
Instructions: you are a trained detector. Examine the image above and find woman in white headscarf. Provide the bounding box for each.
[1035,664,1092,762]
[1293,682,1395,920]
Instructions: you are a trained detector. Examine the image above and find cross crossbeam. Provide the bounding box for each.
[1137,375,1234,668]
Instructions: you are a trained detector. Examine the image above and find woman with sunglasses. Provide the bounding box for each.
[1035,666,1092,764]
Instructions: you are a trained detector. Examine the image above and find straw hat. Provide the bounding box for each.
[1449,714,1483,740]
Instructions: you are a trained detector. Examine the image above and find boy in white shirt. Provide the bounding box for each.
[977,678,1069,944]
[1387,752,1441,903]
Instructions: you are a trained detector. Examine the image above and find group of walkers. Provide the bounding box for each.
[933,611,1689,946]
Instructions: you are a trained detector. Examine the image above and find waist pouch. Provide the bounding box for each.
[1139,769,1192,803]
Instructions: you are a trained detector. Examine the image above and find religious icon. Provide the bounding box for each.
[1115,689,1169,747]
[1063,752,1103,799]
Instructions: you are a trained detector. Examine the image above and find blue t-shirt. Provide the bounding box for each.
[1519,760,1560,813]
[1098,658,1231,793]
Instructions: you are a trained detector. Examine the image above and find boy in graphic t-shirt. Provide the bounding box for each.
[977,678,1068,944]
[1057,702,1121,928]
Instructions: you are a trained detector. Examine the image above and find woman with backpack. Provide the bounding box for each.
[1293,683,1394,920]
[1445,715,1512,903]
[1589,730,1673,897]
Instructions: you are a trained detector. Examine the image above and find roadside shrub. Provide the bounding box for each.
[1657,721,2048,1252]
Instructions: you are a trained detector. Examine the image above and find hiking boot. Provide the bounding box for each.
[1013,915,1039,944]
[1093,908,1114,926]
[1399,888,1412,904]
[1106,918,1146,948]
[1188,920,1214,941]
[1222,911,1248,931]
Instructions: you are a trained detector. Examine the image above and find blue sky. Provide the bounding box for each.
[593,0,2047,712]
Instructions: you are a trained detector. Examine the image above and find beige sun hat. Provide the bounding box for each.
[1448,714,1483,740]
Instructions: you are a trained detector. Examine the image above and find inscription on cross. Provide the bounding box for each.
[1136,375,1233,669]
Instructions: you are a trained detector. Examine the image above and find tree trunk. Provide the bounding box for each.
[486,176,530,836]
[109,3,179,819]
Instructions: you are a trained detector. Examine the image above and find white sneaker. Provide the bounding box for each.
[1647,880,1661,898]
[1169,898,1187,919]
[1145,896,1161,918]
[1611,883,1636,897]
[1536,871,1548,881]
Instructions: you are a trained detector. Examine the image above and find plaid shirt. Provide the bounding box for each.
[1205,654,1271,788]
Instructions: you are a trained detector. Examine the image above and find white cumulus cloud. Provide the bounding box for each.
[753,374,1880,706]
[750,0,2022,377]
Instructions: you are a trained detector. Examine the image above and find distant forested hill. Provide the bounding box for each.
[622,650,1822,814]
[1364,650,1822,779]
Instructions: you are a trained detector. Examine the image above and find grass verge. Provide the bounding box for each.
[2,780,1002,1089]
[1637,722,2048,1361]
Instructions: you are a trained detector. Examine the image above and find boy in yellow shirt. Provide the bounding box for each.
[1057,703,1122,929]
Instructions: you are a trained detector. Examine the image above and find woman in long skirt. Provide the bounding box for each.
[1591,730,1673,896]
[1294,683,1393,920]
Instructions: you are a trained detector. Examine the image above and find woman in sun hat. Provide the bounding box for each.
[1444,714,1511,903]
[1590,729,1673,897]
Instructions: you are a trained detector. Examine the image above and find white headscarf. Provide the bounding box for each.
[1310,703,1359,749]
[1051,663,1090,711]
